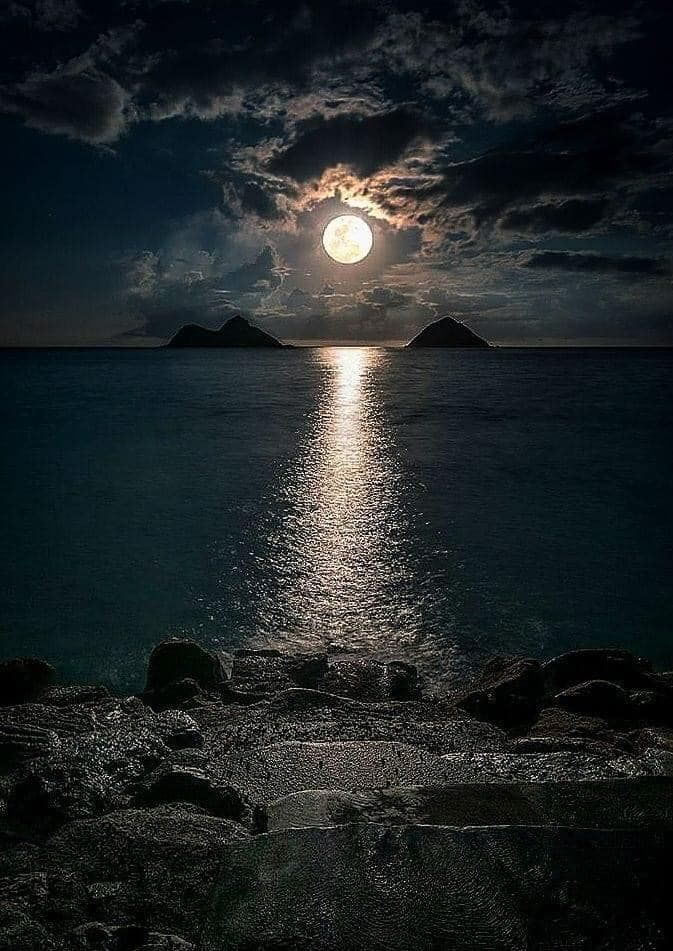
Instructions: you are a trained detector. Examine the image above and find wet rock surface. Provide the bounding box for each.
[1,641,671,948]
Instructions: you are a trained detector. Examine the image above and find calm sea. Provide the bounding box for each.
[1,347,671,690]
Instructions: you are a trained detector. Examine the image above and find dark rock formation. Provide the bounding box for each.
[458,656,543,727]
[460,648,673,733]
[166,315,284,348]
[136,766,246,821]
[555,679,630,717]
[1,643,672,949]
[0,657,55,705]
[406,315,490,348]
[542,648,653,692]
[145,639,226,696]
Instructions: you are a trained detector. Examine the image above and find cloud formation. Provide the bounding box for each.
[0,0,671,344]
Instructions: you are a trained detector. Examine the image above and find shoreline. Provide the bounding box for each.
[1,640,672,948]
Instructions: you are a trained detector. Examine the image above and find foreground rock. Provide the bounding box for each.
[203,825,670,950]
[1,640,672,949]
[459,648,673,732]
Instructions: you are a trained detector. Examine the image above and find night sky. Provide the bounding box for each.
[1,0,672,346]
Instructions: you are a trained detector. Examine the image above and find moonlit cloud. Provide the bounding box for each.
[0,0,672,345]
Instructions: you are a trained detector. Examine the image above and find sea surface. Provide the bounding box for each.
[1,347,671,690]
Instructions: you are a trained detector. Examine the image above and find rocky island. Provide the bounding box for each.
[407,315,490,347]
[167,315,285,348]
[1,641,671,949]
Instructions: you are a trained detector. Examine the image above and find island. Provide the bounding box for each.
[167,315,285,348]
[407,315,490,348]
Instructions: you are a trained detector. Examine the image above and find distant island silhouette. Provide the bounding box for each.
[167,315,285,348]
[166,313,490,349]
[407,315,490,348]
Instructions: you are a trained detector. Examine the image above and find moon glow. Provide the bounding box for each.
[322,215,373,264]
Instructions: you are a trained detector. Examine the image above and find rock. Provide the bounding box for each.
[458,657,543,727]
[145,640,226,695]
[629,689,673,723]
[167,315,285,349]
[529,707,618,745]
[264,777,673,833]
[406,315,490,348]
[320,658,421,701]
[7,768,110,838]
[145,678,204,711]
[555,680,629,717]
[230,650,328,694]
[0,658,56,705]
[201,688,506,756]
[152,710,204,750]
[0,722,60,766]
[136,766,246,821]
[220,740,451,803]
[72,922,195,950]
[543,649,652,693]
[0,901,57,950]
[0,870,89,950]
[40,684,111,706]
[45,805,248,940]
[385,662,419,700]
[202,825,671,950]
[5,703,169,838]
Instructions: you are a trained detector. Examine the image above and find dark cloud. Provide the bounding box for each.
[499,198,610,234]
[223,244,284,294]
[1,61,128,143]
[1,0,671,345]
[267,109,432,181]
[522,251,669,275]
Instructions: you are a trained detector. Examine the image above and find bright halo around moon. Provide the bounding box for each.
[322,214,373,264]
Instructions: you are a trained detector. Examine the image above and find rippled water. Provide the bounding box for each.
[1,346,671,689]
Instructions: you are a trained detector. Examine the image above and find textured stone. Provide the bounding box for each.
[46,806,248,940]
[136,766,246,821]
[198,689,506,757]
[145,640,226,694]
[459,656,543,727]
[218,740,660,803]
[263,777,673,832]
[543,649,652,693]
[202,825,671,950]
[555,679,629,717]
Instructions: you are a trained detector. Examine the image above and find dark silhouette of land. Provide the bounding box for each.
[167,315,285,348]
[407,315,490,348]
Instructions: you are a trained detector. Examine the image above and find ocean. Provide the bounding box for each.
[1,346,671,690]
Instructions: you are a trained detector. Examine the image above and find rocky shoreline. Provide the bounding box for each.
[1,640,672,950]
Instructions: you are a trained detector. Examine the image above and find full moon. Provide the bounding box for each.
[322,215,373,264]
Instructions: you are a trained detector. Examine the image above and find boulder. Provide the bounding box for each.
[145,640,226,695]
[555,680,629,718]
[0,658,56,705]
[145,678,203,711]
[136,766,246,821]
[543,649,652,693]
[458,657,543,727]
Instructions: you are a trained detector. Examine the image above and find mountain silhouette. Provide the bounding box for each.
[167,315,285,348]
[407,315,490,348]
